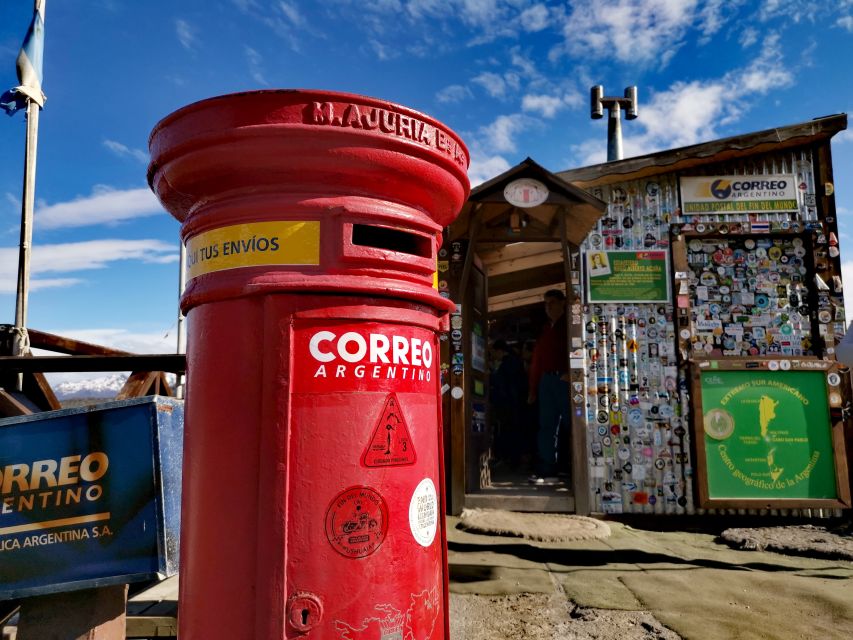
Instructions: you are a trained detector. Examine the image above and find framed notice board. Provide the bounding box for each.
[585,250,670,303]
[691,359,851,509]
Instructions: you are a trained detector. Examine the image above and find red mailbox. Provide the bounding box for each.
[148,90,469,640]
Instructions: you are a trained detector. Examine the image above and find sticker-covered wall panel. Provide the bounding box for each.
[684,235,815,357]
[578,149,839,515]
[582,176,692,515]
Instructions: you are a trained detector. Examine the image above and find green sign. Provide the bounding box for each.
[586,250,669,302]
[700,370,838,500]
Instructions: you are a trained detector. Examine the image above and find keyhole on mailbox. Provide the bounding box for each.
[301,609,310,625]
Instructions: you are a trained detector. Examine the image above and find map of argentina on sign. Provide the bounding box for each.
[700,370,837,500]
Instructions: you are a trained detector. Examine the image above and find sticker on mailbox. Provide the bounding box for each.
[293,322,436,393]
[409,478,438,547]
[325,486,388,559]
[362,394,417,467]
[185,220,320,280]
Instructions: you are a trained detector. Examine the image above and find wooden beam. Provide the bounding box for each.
[478,203,514,226]
[0,389,35,416]
[117,371,174,400]
[488,283,566,313]
[126,616,178,638]
[26,328,131,356]
[560,211,590,516]
[479,241,561,265]
[557,114,847,188]
[117,371,160,400]
[474,230,566,243]
[27,372,62,411]
[488,262,565,297]
[0,355,186,373]
[485,247,563,277]
[16,584,127,640]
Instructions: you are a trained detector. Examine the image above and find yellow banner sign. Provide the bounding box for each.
[186,221,320,280]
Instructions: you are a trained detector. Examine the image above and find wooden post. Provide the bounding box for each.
[560,210,590,514]
[16,585,128,640]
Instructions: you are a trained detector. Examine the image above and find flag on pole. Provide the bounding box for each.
[1,0,46,116]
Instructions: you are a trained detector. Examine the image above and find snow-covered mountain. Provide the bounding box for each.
[53,374,128,400]
[52,373,180,401]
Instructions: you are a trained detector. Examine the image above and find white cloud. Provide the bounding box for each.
[838,15,853,31]
[519,4,550,31]
[555,0,700,67]
[835,128,853,144]
[261,2,312,51]
[571,32,795,165]
[244,46,268,85]
[103,139,148,164]
[369,39,394,61]
[436,84,473,103]
[5,192,21,212]
[279,1,306,26]
[570,138,608,167]
[698,0,743,40]
[464,112,538,184]
[522,94,565,118]
[36,186,164,230]
[472,72,507,98]
[562,88,584,109]
[0,239,177,293]
[232,0,260,11]
[479,114,533,154]
[740,26,759,47]
[402,0,519,44]
[758,0,820,23]
[42,328,179,355]
[468,154,511,187]
[733,33,793,93]
[175,19,199,51]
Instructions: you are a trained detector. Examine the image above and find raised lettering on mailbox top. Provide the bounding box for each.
[307,102,468,169]
[293,323,436,394]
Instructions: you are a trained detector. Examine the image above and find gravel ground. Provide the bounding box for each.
[450,593,682,640]
[720,524,853,560]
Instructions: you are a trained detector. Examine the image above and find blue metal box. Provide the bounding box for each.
[0,396,183,600]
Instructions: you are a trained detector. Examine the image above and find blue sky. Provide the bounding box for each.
[1,0,852,369]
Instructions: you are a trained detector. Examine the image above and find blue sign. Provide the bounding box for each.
[0,396,183,600]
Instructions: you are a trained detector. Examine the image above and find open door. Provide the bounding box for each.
[441,160,606,514]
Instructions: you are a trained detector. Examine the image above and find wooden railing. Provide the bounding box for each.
[0,325,186,417]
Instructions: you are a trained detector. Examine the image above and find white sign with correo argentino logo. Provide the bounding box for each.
[680,175,798,214]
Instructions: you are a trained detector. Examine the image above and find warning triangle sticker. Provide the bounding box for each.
[362,393,417,467]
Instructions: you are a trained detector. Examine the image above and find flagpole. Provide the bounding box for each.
[13,99,39,359]
[9,0,46,392]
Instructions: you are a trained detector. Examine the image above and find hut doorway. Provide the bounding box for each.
[442,159,606,515]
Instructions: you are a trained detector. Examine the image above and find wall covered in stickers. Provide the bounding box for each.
[576,148,845,515]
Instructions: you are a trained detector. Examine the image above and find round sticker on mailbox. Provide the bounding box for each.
[409,478,438,547]
[325,486,389,558]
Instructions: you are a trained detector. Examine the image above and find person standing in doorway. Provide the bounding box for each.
[527,289,570,483]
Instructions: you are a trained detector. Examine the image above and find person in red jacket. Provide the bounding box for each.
[527,289,570,483]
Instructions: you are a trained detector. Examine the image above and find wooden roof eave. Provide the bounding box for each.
[556,113,849,187]
[451,157,607,244]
